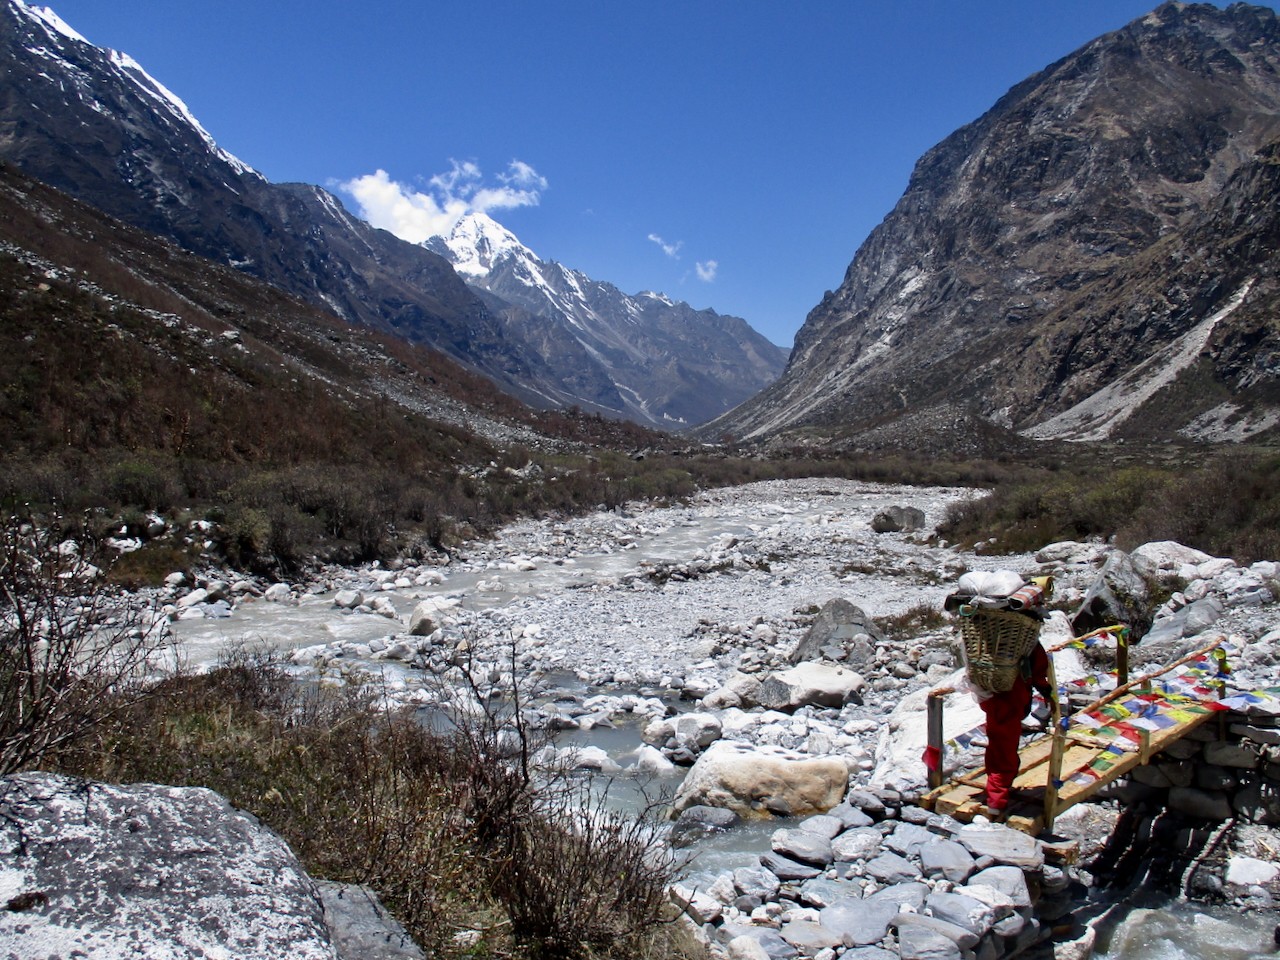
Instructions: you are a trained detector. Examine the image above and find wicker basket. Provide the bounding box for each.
[959,608,1042,692]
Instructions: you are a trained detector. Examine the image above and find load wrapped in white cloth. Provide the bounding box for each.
[957,569,1025,598]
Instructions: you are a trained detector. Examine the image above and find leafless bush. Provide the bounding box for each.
[0,511,167,774]
[442,635,685,960]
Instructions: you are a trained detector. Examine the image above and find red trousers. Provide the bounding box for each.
[980,644,1049,810]
[980,684,1032,809]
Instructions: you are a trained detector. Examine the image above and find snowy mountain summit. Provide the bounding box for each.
[430,212,534,279]
[425,213,789,427]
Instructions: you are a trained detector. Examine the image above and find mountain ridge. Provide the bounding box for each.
[426,212,789,427]
[705,0,1280,450]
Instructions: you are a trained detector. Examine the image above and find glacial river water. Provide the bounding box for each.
[170,481,1278,959]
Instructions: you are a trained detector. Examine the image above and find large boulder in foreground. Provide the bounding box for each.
[0,773,339,959]
[672,741,849,818]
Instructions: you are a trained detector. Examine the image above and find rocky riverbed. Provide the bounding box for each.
[12,477,1280,959]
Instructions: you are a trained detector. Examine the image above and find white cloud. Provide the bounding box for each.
[696,259,718,282]
[647,233,683,259]
[340,159,546,242]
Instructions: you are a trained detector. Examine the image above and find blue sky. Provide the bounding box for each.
[37,1,1280,348]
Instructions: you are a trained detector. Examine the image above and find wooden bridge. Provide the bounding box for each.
[920,630,1237,836]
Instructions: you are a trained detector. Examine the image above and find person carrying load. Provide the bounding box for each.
[943,570,1054,815]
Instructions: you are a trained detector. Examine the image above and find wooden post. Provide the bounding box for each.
[1116,628,1129,688]
[927,690,946,791]
[1043,650,1065,832]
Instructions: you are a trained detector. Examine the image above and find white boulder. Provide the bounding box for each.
[757,662,867,711]
[672,741,849,818]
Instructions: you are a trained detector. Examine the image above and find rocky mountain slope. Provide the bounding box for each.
[427,213,788,426]
[705,1,1280,450]
[0,1,782,426]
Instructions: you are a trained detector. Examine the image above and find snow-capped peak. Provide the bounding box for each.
[12,0,258,179]
[20,2,86,43]
[430,211,536,278]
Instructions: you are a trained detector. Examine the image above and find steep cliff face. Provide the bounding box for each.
[707,2,1280,448]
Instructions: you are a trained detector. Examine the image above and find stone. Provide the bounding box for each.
[1232,723,1280,746]
[1071,549,1151,638]
[734,865,782,902]
[761,851,824,881]
[1203,741,1259,769]
[758,662,868,711]
[895,911,980,950]
[842,790,888,819]
[919,839,976,883]
[725,935,775,960]
[670,883,724,925]
[797,877,859,909]
[956,823,1044,870]
[672,711,724,750]
[631,744,676,776]
[264,582,293,602]
[716,926,793,960]
[871,671,987,790]
[779,919,843,954]
[788,599,885,667]
[1137,597,1225,664]
[1130,541,1215,581]
[895,921,963,960]
[1131,760,1194,788]
[0,773,337,960]
[771,828,835,867]
[407,597,460,636]
[965,866,1031,910]
[317,882,424,960]
[797,813,846,839]
[884,821,937,858]
[864,850,921,884]
[672,741,849,818]
[924,891,996,936]
[831,826,884,862]
[871,506,927,534]
[1195,765,1239,792]
[334,589,364,609]
[825,800,876,829]
[1231,782,1280,824]
[1226,856,1280,886]
[867,881,929,911]
[670,805,740,847]
[820,896,900,947]
[176,587,210,608]
[1169,786,1234,820]
[952,884,1017,925]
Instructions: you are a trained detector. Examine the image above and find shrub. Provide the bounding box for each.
[0,511,167,774]
[56,647,689,960]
